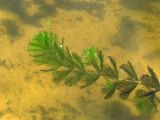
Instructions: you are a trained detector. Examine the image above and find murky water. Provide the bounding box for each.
[0,0,160,120]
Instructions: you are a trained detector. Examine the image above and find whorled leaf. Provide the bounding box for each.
[118,80,137,99]
[28,31,64,67]
[98,50,104,69]
[135,97,155,115]
[103,65,118,80]
[135,89,157,115]
[64,70,84,86]
[81,72,100,88]
[53,69,72,82]
[147,66,159,84]
[147,66,160,90]
[72,52,85,70]
[120,61,138,81]
[83,47,99,69]
[140,66,160,90]
[108,56,119,78]
[102,80,119,99]
[83,47,98,63]
[140,74,156,89]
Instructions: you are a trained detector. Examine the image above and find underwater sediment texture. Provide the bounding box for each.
[0,0,160,119]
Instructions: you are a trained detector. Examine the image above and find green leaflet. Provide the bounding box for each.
[102,80,119,99]
[140,74,156,89]
[72,52,85,70]
[118,80,137,99]
[103,56,119,80]
[28,32,64,66]
[64,70,84,86]
[81,72,100,88]
[147,66,160,90]
[83,47,100,70]
[136,89,156,98]
[147,66,159,84]
[103,65,118,80]
[135,97,155,115]
[120,61,138,81]
[135,89,157,115]
[83,47,98,63]
[108,56,119,78]
[98,50,104,69]
[103,79,137,99]
[53,69,72,83]
[140,66,160,90]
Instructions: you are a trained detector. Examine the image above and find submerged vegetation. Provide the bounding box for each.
[28,31,160,115]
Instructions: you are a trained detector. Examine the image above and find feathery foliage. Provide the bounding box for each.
[28,31,160,115]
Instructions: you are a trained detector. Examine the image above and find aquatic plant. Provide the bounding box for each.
[28,31,160,115]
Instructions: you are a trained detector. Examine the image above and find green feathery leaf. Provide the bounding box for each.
[83,47,100,70]
[147,66,160,90]
[103,65,118,80]
[53,69,72,83]
[120,61,138,81]
[135,89,157,114]
[102,80,119,99]
[118,80,137,99]
[108,56,119,78]
[140,66,160,90]
[28,32,64,67]
[81,72,100,88]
